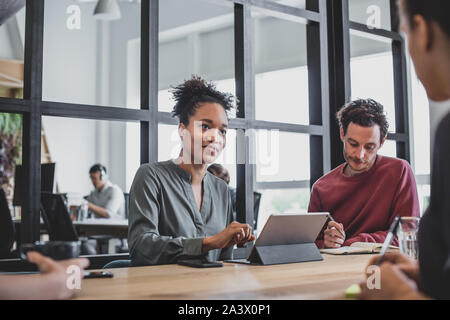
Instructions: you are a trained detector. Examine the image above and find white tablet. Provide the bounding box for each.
[225,212,329,265]
[254,212,329,247]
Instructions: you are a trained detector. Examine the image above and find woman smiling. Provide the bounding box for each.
[128,76,255,266]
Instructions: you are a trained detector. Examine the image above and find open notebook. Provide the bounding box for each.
[319,242,399,255]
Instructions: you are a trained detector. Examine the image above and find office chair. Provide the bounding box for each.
[40,192,78,241]
[253,191,262,231]
[82,194,126,254]
[123,192,130,219]
[87,192,129,254]
[88,235,115,254]
[232,191,261,231]
[0,188,15,258]
[40,192,97,255]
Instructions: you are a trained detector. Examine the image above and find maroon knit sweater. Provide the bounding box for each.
[308,155,420,248]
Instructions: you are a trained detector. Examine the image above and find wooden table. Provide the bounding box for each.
[76,254,372,300]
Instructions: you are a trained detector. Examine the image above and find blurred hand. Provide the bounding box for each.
[202,221,256,253]
[324,221,346,248]
[365,252,420,284]
[358,262,426,300]
[27,251,90,299]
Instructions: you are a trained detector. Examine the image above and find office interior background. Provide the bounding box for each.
[0,0,431,253]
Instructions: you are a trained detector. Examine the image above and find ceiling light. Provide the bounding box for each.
[93,0,121,21]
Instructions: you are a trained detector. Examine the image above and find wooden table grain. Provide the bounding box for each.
[75,254,373,300]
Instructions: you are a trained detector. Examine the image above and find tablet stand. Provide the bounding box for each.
[247,242,323,265]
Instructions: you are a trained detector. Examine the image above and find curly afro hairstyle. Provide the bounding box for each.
[170,75,236,126]
[337,98,389,143]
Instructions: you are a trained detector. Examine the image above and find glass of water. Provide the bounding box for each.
[397,217,420,259]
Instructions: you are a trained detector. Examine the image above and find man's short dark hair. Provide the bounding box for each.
[89,163,106,175]
[337,99,389,143]
[398,0,450,37]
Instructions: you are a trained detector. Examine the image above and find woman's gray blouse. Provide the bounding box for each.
[128,160,233,266]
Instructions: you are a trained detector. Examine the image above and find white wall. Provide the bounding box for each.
[41,0,135,195]
[348,0,391,30]
[40,1,97,195]
[0,6,25,60]
[42,0,97,105]
[42,116,96,195]
[3,0,427,194]
[0,24,16,59]
[107,4,141,191]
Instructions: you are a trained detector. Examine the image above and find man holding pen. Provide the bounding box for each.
[308,99,420,249]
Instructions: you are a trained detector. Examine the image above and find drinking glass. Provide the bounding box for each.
[397,217,420,259]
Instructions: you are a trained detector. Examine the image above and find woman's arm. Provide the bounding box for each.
[129,165,255,265]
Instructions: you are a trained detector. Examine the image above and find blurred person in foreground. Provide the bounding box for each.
[359,0,450,300]
[0,252,89,300]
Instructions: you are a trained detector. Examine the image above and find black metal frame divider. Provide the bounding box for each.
[0,0,410,261]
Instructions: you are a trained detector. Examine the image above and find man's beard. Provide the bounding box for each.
[343,148,371,172]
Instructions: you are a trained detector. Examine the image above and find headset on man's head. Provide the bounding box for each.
[89,163,108,181]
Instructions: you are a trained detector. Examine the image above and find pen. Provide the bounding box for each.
[375,216,401,266]
[327,213,346,238]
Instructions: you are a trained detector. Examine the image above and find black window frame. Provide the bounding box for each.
[0,0,411,255]
[327,0,410,169]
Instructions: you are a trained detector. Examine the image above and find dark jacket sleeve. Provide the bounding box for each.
[418,209,450,299]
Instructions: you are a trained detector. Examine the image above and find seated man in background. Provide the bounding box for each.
[86,164,125,220]
[308,99,420,248]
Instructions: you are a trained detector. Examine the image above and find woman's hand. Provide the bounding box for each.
[202,221,256,253]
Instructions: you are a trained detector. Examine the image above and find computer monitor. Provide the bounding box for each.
[41,163,56,193]
[13,163,56,206]
[40,192,78,242]
[253,191,262,230]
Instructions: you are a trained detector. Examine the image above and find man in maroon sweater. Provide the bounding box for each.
[308,99,420,249]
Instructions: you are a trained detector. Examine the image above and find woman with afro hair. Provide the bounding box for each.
[128,76,255,266]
